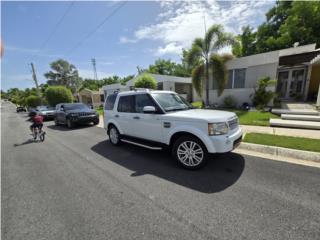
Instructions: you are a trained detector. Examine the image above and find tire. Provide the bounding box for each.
[172,135,208,170]
[108,125,121,146]
[66,119,74,129]
[39,132,45,142]
[54,118,59,126]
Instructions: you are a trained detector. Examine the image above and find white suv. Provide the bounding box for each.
[104,89,242,169]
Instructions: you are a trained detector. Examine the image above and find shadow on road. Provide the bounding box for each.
[91,140,245,193]
[13,139,38,147]
[47,124,95,131]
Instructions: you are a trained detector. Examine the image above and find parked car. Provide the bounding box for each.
[104,89,243,170]
[35,105,55,120]
[54,103,99,128]
[16,106,26,112]
[28,107,37,117]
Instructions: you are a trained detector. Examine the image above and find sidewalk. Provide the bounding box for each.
[241,125,320,139]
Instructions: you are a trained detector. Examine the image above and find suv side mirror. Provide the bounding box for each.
[60,106,65,111]
[143,106,156,114]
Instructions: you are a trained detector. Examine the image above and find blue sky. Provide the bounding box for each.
[1,0,275,90]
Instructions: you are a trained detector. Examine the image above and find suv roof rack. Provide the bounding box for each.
[132,88,151,92]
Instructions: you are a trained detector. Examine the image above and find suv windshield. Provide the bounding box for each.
[64,103,89,110]
[37,106,54,111]
[151,93,192,112]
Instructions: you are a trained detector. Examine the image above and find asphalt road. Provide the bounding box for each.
[2,101,320,240]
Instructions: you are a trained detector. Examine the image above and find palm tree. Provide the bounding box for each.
[187,24,235,106]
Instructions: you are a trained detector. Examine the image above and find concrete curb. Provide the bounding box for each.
[238,142,320,163]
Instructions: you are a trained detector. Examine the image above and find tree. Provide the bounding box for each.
[187,24,234,105]
[134,74,157,89]
[44,59,82,93]
[25,95,42,108]
[146,59,190,77]
[252,77,276,110]
[232,26,257,57]
[45,86,73,107]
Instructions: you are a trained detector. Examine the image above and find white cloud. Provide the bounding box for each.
[119,36,137,44]
[5,45,63,58]
[120,0,274,56]
[78,68,113,79]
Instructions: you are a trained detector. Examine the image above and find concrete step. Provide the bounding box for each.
[281,114,320,122]
[272,109,319,116]
[270,118,320,130]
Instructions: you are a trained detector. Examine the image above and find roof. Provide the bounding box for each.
[311,53,320,65]
[226,43,317,69]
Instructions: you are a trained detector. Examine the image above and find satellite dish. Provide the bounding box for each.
[293,42,299,48]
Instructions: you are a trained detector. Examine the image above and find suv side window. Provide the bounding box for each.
[135,94,157,113]
[104,94,117,110]
[117,95,135,113]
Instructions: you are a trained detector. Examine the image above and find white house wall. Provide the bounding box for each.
[245,63,278,88]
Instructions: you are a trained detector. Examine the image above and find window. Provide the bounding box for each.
[151,93,191,112]
[234,69,246,88]
[135,94,157,113]
[117,95,135,112]
[226,70,233,89]
[100,94,105,102]
[104,94,117,110]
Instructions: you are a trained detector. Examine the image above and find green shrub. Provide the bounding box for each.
[25,95,42,108]
[191,101,204,109]
[223,95,236,108]
[252,77,276,110]
[45,86,73,107]
[134,74,157,89]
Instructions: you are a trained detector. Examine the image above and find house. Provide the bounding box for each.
[75,88,105,108]
[210,43,320,107]
[102,74,199,102]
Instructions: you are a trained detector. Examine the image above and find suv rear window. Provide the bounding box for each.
[117,95,135,112]
[104,94,117,110]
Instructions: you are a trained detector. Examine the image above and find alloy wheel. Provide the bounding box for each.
[177,141,204,167]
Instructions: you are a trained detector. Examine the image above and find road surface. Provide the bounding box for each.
[2,101,320,240]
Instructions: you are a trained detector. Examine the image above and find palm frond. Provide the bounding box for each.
[209,54,228,96]
[187,43,204,67]
[191,64,205,97]
[211,32,236,51]
[205,24,223,53]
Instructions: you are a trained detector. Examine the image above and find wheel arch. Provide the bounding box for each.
[167,128,216,153]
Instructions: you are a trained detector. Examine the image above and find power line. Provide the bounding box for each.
[39,1,74,50]
[67,1,127,56]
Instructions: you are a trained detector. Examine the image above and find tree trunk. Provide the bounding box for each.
[205,58,210,106]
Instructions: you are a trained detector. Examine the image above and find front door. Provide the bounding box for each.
[277,68,306,99]
[128,93,163,142]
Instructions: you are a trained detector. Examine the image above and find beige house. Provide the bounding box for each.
[75,88,104,108]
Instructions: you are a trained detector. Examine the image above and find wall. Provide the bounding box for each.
[309,65,320,100]
[208,86,276,107]
[245,63,278,88]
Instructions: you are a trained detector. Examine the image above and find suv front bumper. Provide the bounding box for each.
[207,127,243,153]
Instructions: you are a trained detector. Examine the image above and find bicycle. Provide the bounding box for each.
[32,126,46,142]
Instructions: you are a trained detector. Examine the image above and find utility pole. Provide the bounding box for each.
[30,62,41,99]
[91,58,98,80]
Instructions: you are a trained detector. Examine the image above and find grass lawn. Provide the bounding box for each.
[232,110,279,126]
[191,102,278,126]
[95,106,104,115]
[244,133,320,153]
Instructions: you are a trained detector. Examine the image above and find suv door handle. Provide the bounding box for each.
[114,114,119,118]
[133,116,140,120]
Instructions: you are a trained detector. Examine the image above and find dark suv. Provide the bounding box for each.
[54,103,99,128]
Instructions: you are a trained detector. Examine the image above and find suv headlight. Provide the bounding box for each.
[208,122,229,135]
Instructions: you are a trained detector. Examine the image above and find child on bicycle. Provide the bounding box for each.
[30,112,44,134]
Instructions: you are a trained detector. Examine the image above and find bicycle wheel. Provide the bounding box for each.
[39,132,45,142]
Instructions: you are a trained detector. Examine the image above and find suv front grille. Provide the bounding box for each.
[79,112,92,117]
[228,117,238,130]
